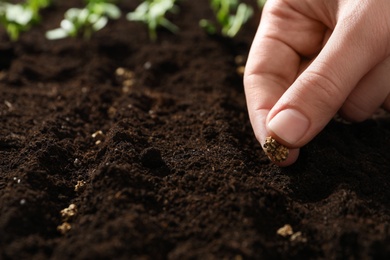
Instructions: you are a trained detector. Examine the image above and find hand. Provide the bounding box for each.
[244,0,390,166]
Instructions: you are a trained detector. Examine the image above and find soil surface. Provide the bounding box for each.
[1,1,390,259]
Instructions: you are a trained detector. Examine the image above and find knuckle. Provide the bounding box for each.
[340,99,372,122]
[296,69,346,111]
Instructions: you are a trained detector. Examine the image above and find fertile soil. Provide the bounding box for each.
[1,1,390,259]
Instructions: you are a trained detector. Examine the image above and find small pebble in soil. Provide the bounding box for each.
[140,147,165,168]
[263,136,289,163]
[144,61,152,70]
[73,158,82,168]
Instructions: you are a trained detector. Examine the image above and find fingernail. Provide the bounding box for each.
[268,109,309,144]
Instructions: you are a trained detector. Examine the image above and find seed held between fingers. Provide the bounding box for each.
[263,136,289,163]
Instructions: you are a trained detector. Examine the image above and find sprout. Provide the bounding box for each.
[3,4,34,25]
[28,0,51,19]
[46,0,121,40]
[0,0,50,41]
[200,0,253,38]
[127,0,179,41]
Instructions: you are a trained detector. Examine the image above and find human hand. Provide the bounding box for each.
[244,0,390,166]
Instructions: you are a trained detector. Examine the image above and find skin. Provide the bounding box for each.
[244,0,390,166]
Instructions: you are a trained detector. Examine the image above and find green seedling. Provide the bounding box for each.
[200,0,253,38]
[127,0,179,41]
[257,0,266,8]
[28,0,51,19]
[0,0,50,41]
[46,0,121,40]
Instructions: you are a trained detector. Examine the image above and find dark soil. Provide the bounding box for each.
[1,1,390,259]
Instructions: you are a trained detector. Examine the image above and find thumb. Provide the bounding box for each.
[266,14,390,148]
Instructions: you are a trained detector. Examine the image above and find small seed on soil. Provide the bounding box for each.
[4,100,13,110]
[74,180,86,192]
[115,67,134,78]
[92,130,105,145]
[236,66,245,76]
[290,231,307,243]
[91,130,104,140]
[263,136,289,163]
[57,222,71,235]
[277,224,293,237]
[115,67,125,76]
[234,55,245,65]
[123,79,135,87]
[61,204,77,221]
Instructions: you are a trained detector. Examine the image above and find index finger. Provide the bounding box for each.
[244,33,300,165]
[244,2,324,164]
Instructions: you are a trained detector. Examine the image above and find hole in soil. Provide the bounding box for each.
[0,46,15,70]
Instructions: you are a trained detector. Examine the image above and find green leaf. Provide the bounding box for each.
[201,0,253,38]
[46,28,69,40]
[46,1,121,40]
[225,3,253,37]
[103,3,121,19]
[127,0,179,41]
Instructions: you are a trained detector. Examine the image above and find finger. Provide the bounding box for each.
[266,5,390,147]
[340,56,390,122]
[244,1,325,165]
[383,94,390,111]
[250,109,299,166]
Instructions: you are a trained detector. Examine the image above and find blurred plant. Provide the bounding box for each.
[200,0,253,38]
[28,0,50,19]
[0,0,50,41]
[46,0,121,40]
[127,0,179,41]
[258,0,266,8]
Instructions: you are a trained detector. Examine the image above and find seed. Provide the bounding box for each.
[57,222,71,234]
[290,231,306,242]
[234,55,245,65]
[74,180,86,192]
[263,136,289,163]
[236,66,245,76]
[60,204,77,221]
[91,130,104,140]
[277,224,293,237]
